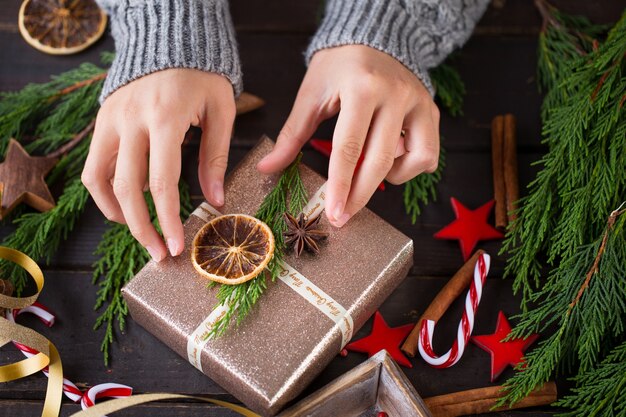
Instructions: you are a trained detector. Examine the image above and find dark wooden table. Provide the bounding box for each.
[0,1,622,416]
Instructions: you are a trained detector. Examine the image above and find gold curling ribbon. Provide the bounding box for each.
[0,246,63,417]
[70,393,260,416]
[0,246,259,417]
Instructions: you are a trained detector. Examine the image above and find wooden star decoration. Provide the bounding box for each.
[434,198,504,260]
[471,311,539,382]
[0,139,58,219]
[345,311,414,368]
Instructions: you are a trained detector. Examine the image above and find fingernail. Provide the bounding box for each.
[146,246,163,262]
[212,182,224,206]
[334,213,351,228]
[331,201,344,222]
[167,238,180,257]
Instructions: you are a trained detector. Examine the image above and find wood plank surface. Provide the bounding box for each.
[1,0,622,416]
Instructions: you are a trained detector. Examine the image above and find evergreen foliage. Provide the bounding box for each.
[500,2,626,415]
[206,155,308,338]
[403,61,464,223]
[92,184,192,365]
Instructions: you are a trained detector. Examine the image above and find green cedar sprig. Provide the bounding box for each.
[402,60,464,224]
[499,207,626,408]
[0,177,90,293]
[205,154,307,339]
[501,6,626,307]
[498,3,626,414]
[403,148,446,223]
[431,62,466,117]
[556,340,626,417]
[92,182,193,365]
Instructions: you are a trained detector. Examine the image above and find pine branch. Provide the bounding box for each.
[431,62,466,117]
[0,61,107,155]
[403,147,446,224]
[0,178,89,293]
[92,181,193,365]
[556,340,626,417]
[501,9,626,308]
[499,207,626,408]
[401,58,464,224]
[206,156,307,338]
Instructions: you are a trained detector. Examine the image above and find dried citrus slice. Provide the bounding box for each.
[18,0,107,55]
[192,214,275,285]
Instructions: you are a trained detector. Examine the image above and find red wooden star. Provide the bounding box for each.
[345,311,414,368]
[0,139,57,219]
[471,311,539,382]
[309,139,385,191]
[434,198,503,260]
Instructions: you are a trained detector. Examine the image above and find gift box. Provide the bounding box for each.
[279,350,432,417]
[122,136,414,416]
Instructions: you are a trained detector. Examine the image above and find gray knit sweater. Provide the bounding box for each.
[97,0,489,101]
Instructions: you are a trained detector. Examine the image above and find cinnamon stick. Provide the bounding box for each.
[0,279,14,296]
[401,250,484,357]
[491,115,507,230]
[235,92,265,115]
[503,114,519,225]
[424,381,557,417]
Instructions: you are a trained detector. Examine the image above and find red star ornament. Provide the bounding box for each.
[345,311,414,368]
[434,198,503,260]
[471,311,539,382]
[309,139,385,191]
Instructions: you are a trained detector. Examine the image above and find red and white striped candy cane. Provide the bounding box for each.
[6,303,133,409]
[418,252,490,368]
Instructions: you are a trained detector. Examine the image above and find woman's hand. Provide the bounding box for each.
[82,69,236,262]
[257,45,440,227]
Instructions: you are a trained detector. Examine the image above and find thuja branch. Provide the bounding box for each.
[93,181,193,365]
[568,204,626,312]
[499,207,626,407]
[0,178,90,293]
[207,156,306,339]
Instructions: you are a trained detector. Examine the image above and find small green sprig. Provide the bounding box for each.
[0,177,90,293]
[92,181,193,365]
[402,58,464,224]
[403,148,446,224]
[206,154,307,339]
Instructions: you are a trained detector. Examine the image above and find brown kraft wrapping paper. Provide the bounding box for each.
[122,136,414,416]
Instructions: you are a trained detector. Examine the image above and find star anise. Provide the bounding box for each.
[283,212,329,257]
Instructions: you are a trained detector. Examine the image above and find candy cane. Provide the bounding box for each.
[418,252,490,368]
[6,303,133,409]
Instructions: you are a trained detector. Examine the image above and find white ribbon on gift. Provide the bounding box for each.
[187,182,354,373]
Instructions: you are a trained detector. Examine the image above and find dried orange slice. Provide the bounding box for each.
[192,214,275,285]
[18,0,107,55]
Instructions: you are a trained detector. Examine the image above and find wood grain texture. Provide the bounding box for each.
[3,0,621,415]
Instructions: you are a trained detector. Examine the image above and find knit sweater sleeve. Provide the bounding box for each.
[305,0,490,95]
[96,0,242,102]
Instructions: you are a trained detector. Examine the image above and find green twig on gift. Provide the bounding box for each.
[206,155,307,339]
[92,181,193,365]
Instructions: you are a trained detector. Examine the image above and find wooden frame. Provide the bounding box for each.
[279,350,432,417]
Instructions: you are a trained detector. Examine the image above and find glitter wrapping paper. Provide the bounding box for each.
[122,137,414,416]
